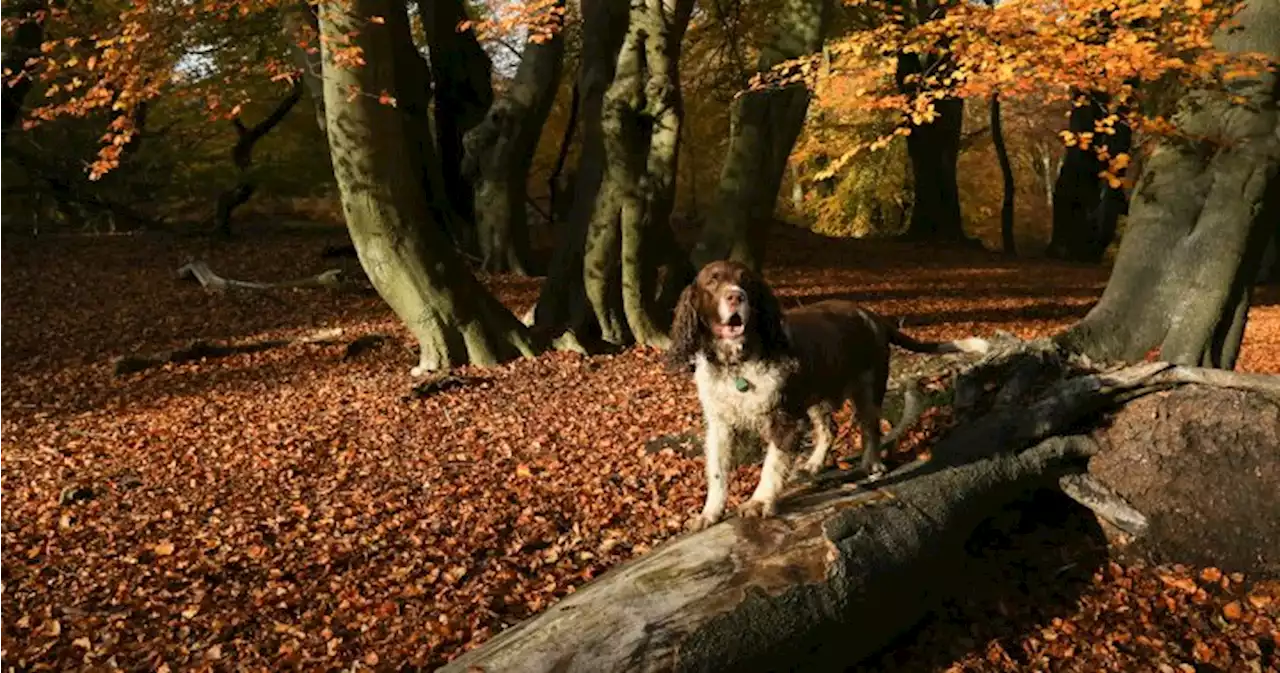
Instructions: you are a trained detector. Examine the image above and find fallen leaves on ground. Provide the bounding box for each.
[2,224,1278,670]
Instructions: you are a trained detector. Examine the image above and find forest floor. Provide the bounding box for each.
[3,222,1278,672]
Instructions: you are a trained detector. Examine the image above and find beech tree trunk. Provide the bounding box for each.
[424,0,494,233]
[438,338,1280,673]
[463,1,566,275]
[319,0,541,374]
[1046,89,1132,263]
[991,93,1016,255]
[533,0,630,345]
[1057,0,1280,369]
[0,0,45,143]
[578,0,694,347]
[691,0,831,271]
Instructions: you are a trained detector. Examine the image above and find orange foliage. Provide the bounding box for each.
[774,0,1275,187]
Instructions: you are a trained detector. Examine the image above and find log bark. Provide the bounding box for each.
[1056,0,1280,369]
[1090,384,1280,575]
[438,340,1280,672]
[691,0,831,271]
[319,0,543,374]
[463,0,566,275]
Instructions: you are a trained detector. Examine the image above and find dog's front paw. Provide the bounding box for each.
[686,513,719,532]
[736,498,777,519]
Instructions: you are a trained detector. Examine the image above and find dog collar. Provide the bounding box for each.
[733,376,751,392]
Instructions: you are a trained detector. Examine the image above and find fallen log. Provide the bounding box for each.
[177,259,344,291]
[439,343,1280,673]
[112,328,388,375]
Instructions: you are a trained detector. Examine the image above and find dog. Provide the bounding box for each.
[669,260,990,531]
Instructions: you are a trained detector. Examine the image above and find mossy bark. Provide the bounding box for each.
[1056,0,1280,369]
[533,0,630,343]
[319,0,541,374]
[464,1,566,275]
[583,0,694,347]
[692,0,831,271]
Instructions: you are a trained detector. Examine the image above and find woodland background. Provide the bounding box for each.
[3,0,1280,671]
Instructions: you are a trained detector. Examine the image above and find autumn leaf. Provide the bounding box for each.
[154,541,175,556]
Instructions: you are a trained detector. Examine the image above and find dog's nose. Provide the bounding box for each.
[725,288,745,308]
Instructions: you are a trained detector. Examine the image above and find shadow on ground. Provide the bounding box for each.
[852,488,1109,672]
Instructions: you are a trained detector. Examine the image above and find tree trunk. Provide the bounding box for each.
[582,0,694,347]
[319,0,542,374]
[1045,90,1133,263]
[1057,0,1280,370]
[214,82,305,237]
[690,0,831,271]
[382,0,469,251]
[991,93,1016,255]
[1,0,47,134]
[280,2,327,139]
[897,52,968,243]
[438,339,1280,673]
[463,0,566,275]
[532,0,630,345]
[423,0,494,233]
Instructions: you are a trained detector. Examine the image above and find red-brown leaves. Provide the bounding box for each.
[3,229,1279,670]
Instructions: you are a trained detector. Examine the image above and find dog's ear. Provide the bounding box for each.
[751,271,789,356]
[667,284,702,371]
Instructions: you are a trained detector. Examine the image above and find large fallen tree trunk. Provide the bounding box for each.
[440,340,1280,673]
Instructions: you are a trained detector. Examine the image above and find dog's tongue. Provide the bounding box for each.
[714,321,744,338]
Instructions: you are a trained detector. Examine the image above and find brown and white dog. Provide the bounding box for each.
[669,260,989,531]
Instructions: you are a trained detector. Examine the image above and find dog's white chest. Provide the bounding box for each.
[693,355,785,431]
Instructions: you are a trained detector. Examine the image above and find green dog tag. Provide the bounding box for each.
[734,376,750,393]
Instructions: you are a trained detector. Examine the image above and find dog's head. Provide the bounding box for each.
[668,260,788,368]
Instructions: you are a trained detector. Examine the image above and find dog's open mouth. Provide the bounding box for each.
[713,313,745,339]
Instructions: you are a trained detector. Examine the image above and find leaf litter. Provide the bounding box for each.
[3,226,1278,670]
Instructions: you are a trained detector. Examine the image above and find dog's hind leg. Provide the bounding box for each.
[798,402,835,476]
[852,372,888,478]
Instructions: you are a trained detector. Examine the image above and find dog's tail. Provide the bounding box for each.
[886,324,990,355]
[882,380,927,446]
